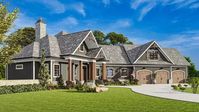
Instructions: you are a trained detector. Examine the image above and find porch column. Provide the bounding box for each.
[79,61,83,81]
[169,66,173,84]
[89,61,96,80]
[33,61,35,80]
[102,62,107,80]
[68,59,72,81]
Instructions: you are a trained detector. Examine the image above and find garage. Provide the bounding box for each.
[155,70,169,84]
[172,70,185,83]
[136,70,152,84]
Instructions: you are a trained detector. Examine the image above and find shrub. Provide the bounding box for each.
[47,83,58,90]
[75,83,84,92]
[83,85,96,92]
[179,87,186,92]
[184,84,188,88]
[189,77,199,94]
[121,80,130,86]
[171,85,178,90]
[65,81,75,89]
[130,79,139,85]
[56,75,65,89]
[0,84,46,95]
[95,80,104,86]
[178,84,182,88]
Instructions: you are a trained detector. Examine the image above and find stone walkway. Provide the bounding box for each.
[109,84,199,103]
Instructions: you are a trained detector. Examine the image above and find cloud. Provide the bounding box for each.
[159,30,199,51]
[59,17,78,26]
[138,1,157,21]
[68,3,86,17]
[26,0,86,16]
[131,0,199,21]
[114,19,131,28]
[101,0,120,6]
[8,13,36,33]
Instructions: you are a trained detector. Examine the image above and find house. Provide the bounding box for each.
[5,18,190,84]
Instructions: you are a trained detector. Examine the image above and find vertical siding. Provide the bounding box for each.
[8,62,33,79]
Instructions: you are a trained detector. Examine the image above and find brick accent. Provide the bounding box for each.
[68,59,72,81]
[89,62,96,80]
[102,63,107,80]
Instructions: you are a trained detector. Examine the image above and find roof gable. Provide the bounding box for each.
[133,41,174,64]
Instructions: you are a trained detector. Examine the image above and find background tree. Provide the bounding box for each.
[93,30,105,44]
[38,49,50,87]
[0,2,18,79]
[6,27,35,47]
[185,57,199,77]
[106,32,128,45]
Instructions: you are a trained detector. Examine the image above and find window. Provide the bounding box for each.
[107,68,113,77]
[80,44,84,51]
[16,64,23,70]
[97,68,101,76]
[148,50,159,60]
[54,65,60,77]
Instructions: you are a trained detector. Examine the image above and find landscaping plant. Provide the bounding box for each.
[189,77,199,94]
[38,49,50,87]
[57,75,65,89]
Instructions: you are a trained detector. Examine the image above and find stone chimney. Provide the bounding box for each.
[35,18,46,41]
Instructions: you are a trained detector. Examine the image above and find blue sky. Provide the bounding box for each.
[8,0,199,69]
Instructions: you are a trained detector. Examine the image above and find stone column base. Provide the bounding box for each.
[169,79,173,84]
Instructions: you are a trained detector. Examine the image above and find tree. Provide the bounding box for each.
[0,2,18,79]
[106,32,130,45]
[38,49,50,87]
[185,57,199,77]
[93,30,105,44]
[6,27,35,48]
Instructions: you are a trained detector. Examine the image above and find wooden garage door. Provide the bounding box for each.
[137,70,152,84]
[155,70,169,84]
[172,70,185,83]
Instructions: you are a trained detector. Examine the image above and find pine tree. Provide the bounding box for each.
[38,49,50,87]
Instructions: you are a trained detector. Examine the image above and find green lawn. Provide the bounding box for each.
[178,88,199,94]
[0,88,199,112]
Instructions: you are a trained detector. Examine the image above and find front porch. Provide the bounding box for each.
[50,58,107,84]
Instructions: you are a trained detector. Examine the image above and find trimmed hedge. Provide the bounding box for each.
[0,84,47,95]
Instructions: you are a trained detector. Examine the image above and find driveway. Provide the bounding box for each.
[130,84,199,103]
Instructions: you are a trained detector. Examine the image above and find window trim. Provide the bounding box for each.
[147,49,159,61]
[53,64,60,77]
[16,64,23,70]
[79,44,84,52]
[107,68,114,77]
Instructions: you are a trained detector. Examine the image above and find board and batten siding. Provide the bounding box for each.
[8,62,33,79]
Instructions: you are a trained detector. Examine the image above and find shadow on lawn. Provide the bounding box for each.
[58,90,98,94]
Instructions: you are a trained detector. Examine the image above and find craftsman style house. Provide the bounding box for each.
[6,19,190,84]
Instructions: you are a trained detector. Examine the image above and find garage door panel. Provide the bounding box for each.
[155,71,169,84]
[137,70,152,84]
[172,70,185,83]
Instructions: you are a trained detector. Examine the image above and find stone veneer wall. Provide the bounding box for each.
[0,80,39,86]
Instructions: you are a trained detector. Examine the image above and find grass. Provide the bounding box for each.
[178,87,199,94]
[0,88,199,112]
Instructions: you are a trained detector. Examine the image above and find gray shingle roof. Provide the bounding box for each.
[13,28,190,66]
[86,47,102,58]
[125,41,154,64]
[14,36,61,59]
[163,48,190,66]
[13,30,91,59]
[100,45,131,64]
[57,30,91,55]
